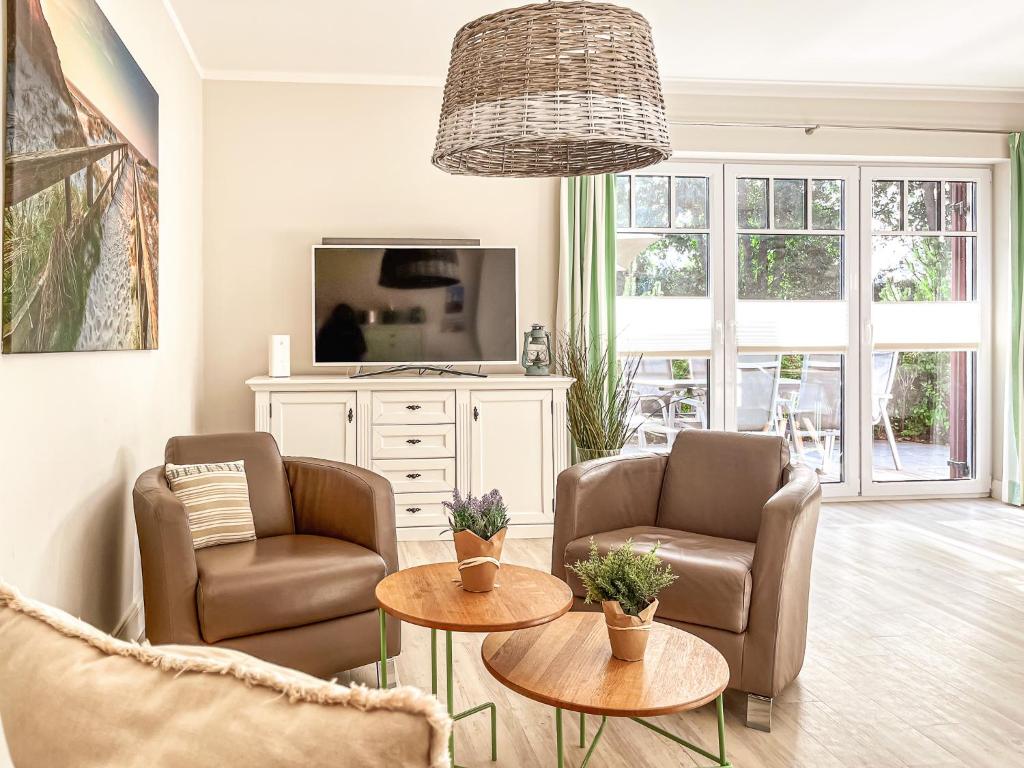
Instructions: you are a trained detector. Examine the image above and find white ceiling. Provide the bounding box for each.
[166,0,1024,91]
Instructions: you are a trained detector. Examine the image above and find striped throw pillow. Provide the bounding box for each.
[164,461,257,550]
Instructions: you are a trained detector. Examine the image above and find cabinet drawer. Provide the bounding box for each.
[394,492,450,528]
[372,390,456,425]
[372,424,456,459]
[373,458,456,494]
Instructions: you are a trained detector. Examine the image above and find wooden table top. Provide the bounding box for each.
[481,612,730,717]
[375,563,574,633]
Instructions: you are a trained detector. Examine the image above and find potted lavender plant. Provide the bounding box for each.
[443,489,510,592]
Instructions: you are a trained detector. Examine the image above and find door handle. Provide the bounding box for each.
[347,408,353,423]
[406,473,421,479]
[406,439,422,445]
[473,406,479,421]
[406,404,422,411]
[406,507,421,514]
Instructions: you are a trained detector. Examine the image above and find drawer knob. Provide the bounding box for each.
[406,507,421,514]
[406,438,422,445]
[406,404,422,411]
[406,473,421,479]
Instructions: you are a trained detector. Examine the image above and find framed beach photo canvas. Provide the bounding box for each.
[3,0,159,353]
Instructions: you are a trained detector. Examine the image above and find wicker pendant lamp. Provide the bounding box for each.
[432,1,672,177]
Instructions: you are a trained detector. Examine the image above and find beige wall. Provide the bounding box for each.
[0,0,203,634]
[200,81,559,433]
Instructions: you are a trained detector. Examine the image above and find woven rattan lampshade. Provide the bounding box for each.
[432,1,672,177]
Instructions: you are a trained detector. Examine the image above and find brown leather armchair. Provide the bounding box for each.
[133,432,400,680]
[552,430,820,732]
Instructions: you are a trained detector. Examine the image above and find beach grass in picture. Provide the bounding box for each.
[3,0,159,353]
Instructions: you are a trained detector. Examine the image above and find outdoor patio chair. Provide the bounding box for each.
[872,351,903,470]
[737,354,783,433]
[629,358,680,449]
[785,355,842,473]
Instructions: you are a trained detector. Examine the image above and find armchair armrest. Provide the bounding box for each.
[551,453,668,580]
[743,464,821,697]
[133,467,201,645]
[284,458,398,577]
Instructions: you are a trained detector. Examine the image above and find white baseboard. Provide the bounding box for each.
[397,523,553,541]
[113,598,145,643]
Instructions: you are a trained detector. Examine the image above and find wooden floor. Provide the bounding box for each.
[377,498,1024,768]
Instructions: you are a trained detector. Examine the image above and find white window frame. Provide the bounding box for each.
[615,161,726,429]
[858,166,992,498]
[724,164,861,498]
[614,160,993,500]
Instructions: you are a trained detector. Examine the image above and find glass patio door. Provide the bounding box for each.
[859,167,991,496]
[724,165,861,497]
[615,162,725,449]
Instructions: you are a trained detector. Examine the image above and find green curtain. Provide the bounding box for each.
[557,174,618,400]
[1009,133,1024,505]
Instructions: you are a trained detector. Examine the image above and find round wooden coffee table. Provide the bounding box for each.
[376,563,573,767]
[481,612,732,768]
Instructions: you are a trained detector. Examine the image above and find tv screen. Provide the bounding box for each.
[313,246,518,365]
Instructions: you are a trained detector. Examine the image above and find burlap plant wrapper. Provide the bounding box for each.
[453,528,507,592]
[602,599,659,662]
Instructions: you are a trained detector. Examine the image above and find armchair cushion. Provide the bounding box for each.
[166,433,294,538]
[165,461,257,550]
[195,535,385,643]
[657,430,789,543]
[563,526,755,633]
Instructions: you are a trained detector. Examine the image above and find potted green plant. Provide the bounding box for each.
[567,538,677,661]
[554,328,642,462]
[443,489,510,592]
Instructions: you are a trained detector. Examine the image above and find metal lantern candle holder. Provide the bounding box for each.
[521,324,552,376]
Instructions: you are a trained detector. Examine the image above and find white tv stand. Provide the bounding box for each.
[246,374,573,540]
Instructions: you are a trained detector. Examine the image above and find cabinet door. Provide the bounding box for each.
[270,391,356,463]
[470,389,553,525]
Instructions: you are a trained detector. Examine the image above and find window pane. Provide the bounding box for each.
[872,181,902,230]
[871,351,975,482]
[773,179,807,229]
[615,175,631,228]
[625,357,711,452]
[617,234,708,297]
[634,176,670,228]
[907,181,940,231]
[737,235,842,300]
[673,176,708,228]
[871,236,976,302]
[812,180,843,230]
[736,178,767,229]
[944,181,975,231]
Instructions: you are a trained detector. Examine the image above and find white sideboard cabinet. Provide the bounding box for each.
[246,375,573,539]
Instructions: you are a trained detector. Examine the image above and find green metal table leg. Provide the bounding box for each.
[440,628,497,765]
[430,629,438,696]
[579,716,607,768]
[579,712,586,748]
[555,707,564,768]
[631,710,732,768]
[446,630,455,766]
[378,608,388,689]
[716,694,728,765]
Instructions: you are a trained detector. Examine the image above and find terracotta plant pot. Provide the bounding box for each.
[452,528,507,592]
[602,599,658,662]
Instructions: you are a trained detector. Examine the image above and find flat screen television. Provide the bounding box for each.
[312,245,519,366]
